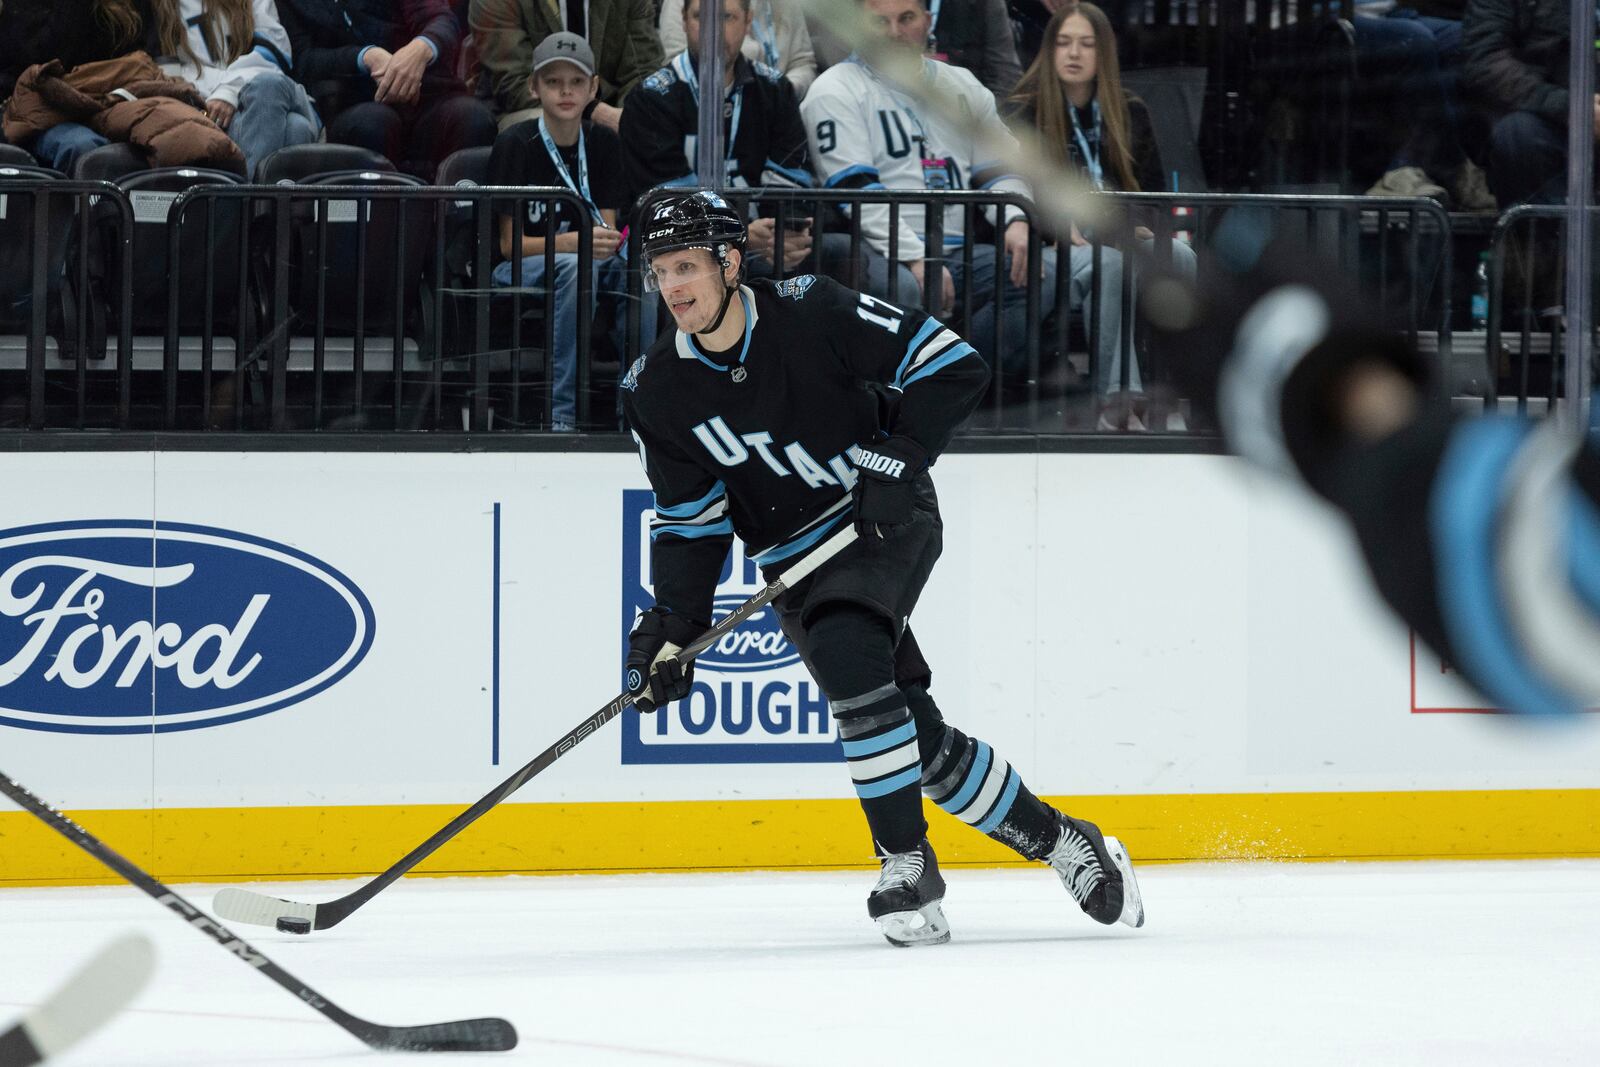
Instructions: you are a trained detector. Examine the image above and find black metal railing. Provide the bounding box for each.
[0,178,134,429]
[1483,204,1600,416]
[0,177,1462,435]
[627,187,1448,432]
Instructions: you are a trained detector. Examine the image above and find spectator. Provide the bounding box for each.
[276,0,496,180]
[1355,1,1493,211]
[149,0,321,177]
[658,0,817,98]
[1007,0,1133,70]
[621,0,815,278]
[488,33,639,431]
[1462,0,1588,207]
[470,0,661,130]
[802,0,1053,376]
[1007,0,1196,427]
[0,0,150,171]
[925,0,1023,108]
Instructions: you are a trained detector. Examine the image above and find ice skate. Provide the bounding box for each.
[1045,815,1144,928]
[868,839,950,947]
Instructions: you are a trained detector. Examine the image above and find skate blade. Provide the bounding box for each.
[876,901,951,947]
[1103,835,1145,929]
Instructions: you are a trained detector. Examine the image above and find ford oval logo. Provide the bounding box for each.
[0,521,375,734]
[693,596,800,673]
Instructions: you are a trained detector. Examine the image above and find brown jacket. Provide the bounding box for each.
[3,52,244,171]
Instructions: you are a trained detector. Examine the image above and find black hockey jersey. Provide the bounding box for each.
[621,273,987,627]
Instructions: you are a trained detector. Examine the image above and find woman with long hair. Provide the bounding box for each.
[150,0,320,176]
[1008,1,1195,430]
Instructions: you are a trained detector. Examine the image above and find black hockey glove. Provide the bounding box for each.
[626,606,704,712]
[851,436,928,539]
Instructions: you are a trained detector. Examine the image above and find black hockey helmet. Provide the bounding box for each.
[641,191,747,275]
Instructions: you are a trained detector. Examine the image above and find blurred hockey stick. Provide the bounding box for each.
[0,934,154,1067]
[0,772,516,1054]
[214,523,859,935]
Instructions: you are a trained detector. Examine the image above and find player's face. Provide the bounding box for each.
[533,64,597,120]
[685,0,752,69]
[652,249,735,332]
[864,0,931,54]
[1053,14,1098,90]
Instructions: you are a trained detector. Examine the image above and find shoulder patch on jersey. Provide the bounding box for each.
[641,67,678,95]
[773,274,817,300]
[621,353,649,392]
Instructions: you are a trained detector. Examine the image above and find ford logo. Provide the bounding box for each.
[693,596,800,673]
[0,521,375,734]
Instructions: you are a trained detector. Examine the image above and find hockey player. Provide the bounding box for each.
[1144,235,1600,716]
[620,190,1144,945]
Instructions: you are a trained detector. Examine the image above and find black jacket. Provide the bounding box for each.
[0,0,151,106]
[1462,0,1571,121]
[619,54,812,207]
[1007,94,1165,194]
[276,0,468,106]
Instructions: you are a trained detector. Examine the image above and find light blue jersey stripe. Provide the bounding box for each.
[754,509,851,566]
[904,343,976,387]
[893,317,945,387]
[654,481,727,519]
[652,518,733,541]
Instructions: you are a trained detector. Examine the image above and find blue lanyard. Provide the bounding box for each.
[675,51,744,161]
[1068,100,1104,189]
[537,116,606,228]
[750,3,780,70]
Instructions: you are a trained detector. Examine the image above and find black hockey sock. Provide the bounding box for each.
[907,685,1060,860]
[806,606,927,855]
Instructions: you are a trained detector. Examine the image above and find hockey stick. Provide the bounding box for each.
[214,522,859,935]
[0,934,155,1067]
[0,772,516,1054]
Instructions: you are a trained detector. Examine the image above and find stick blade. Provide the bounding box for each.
[1,933,156,1066]
[212,888,318,933]
[359,1017,518,1053]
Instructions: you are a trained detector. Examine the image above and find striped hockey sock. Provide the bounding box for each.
[833,683,927,853]
[921,724,1059,859]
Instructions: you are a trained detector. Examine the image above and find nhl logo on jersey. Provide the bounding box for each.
[619,489,841,765]
[730,366,747,383]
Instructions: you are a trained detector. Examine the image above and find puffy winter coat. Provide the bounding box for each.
[2,52,244,170]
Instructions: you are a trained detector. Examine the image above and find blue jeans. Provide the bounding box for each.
[491,252,643,429]
[27,123,108,174]
[229,72,321,178]
[1071,237,1197,395]
[1353,11,1465,174]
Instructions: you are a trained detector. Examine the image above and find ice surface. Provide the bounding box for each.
[1,860,1596,1066]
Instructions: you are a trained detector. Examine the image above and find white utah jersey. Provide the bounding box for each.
[800,55,1029,262]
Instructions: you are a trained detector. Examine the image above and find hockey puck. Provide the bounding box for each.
[276,917,313,935]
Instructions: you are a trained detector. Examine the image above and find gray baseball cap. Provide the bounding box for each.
[532,32,596,78]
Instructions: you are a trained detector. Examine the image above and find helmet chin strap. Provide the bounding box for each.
[695,252,740,338]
